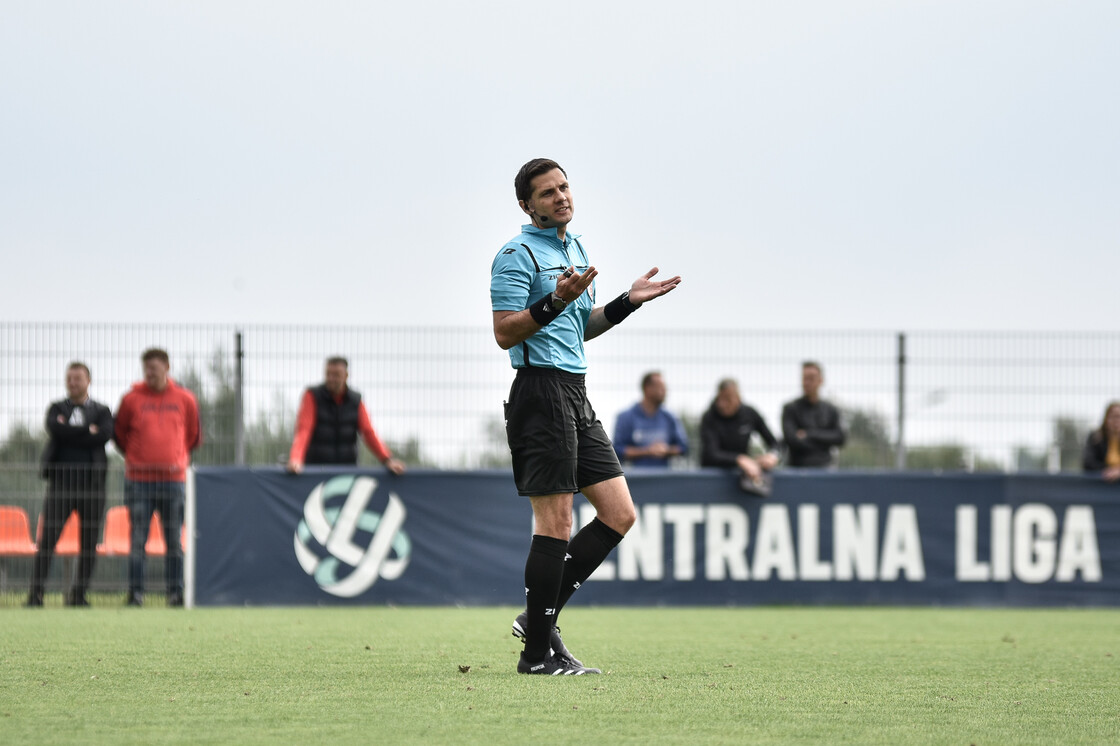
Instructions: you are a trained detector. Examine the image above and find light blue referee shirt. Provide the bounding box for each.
[491,224,596,373]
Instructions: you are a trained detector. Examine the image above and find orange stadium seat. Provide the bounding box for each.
[0,505,38,556]
[145,512,167,555]
[97,506,131,556]
[36,512,80,556]
[97,507,185,556]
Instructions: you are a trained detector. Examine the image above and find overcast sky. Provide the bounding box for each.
[3,1,1117,332]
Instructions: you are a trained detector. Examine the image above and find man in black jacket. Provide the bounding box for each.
[701,378,780,492]
[27,362,114,607]
[782,361,846,468]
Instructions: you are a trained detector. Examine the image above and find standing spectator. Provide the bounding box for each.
[781,361,846,468]
[613,371,688,467]
[287,357,405,475]
[701,378,780,494]
[491,157,680,675]
[1083,401,1120,482]
[113,348,200,607]
[26,362,114,607]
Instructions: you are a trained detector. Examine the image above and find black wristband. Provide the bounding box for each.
[604,291,641,325]
[528,295,563,326]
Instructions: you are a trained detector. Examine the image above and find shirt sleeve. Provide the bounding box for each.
[670,413,689,456]
[112,396,132,456]
[45,402,90,444]
[94,404,114,447]
[490,244,535,311]
[185,391,202,452]
[357,401,392,463]
[781,402,801,445]
[288,390,317,465]
[754,409,780,452]
[806,404,847,447]
[1083,434,1104,472]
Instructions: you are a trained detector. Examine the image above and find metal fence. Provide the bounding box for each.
[1,323,1117,472]
[2,322,1116,603]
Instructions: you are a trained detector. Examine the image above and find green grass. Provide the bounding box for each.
[1,605,1118,745]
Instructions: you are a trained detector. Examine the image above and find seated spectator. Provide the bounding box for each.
[701,378,780,493]
[613,371,688,468]
[1083,401,1120,482]
[782,360,846,468]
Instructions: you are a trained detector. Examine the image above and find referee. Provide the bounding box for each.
[490,158,681,675]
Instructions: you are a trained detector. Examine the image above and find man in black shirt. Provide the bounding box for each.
[701,379,780,492]
[27,362,114,607]
[782,361,846,468]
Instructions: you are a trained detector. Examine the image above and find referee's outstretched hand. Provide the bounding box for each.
[628,267,682,305]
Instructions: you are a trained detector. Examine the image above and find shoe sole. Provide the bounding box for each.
[511,618,528,643]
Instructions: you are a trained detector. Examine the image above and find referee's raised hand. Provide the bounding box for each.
[628,266,682,305]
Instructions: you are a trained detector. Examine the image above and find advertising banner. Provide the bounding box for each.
[193,468,1118,607]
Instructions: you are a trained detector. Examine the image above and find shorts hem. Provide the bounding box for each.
[576,471,625,491]
[517,487,579,497]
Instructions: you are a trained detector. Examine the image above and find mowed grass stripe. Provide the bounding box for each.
[1,606,1117,745]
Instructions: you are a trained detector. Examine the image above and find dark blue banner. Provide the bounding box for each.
[192,468,1119,606]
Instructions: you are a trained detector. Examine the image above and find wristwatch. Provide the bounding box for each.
[548,292,568,311]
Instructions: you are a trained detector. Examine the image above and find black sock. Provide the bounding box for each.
[555,518,624,614]
[523,534,569,661]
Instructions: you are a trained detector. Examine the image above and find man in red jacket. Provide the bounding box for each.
[113,348,201,607]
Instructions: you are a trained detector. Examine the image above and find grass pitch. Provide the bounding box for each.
[2,604,1118,745]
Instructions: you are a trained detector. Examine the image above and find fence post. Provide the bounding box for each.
[895,332,907,470]
[234,330,245,466]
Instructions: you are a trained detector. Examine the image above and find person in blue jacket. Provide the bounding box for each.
[614,371,688,467]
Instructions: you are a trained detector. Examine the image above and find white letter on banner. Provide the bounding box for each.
[833,505,878,581]
[705,504,749,580]
[752,504,796,580]
[1055,506,1101,582]
[329,492,406,597]
[798,504,832,581]
[1014,504,1057,584]
[325,476,377,567]
[617,504,664,581]
[664,505,704,580]
[956,505,988,581]
[879,505,925,581]
[991,505,1013,581]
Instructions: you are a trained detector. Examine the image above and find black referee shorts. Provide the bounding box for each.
[504,367,624,497]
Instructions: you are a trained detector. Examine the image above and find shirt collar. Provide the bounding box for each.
[520,224,581,246]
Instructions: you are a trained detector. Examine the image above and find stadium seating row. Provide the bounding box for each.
[0,505,184,557]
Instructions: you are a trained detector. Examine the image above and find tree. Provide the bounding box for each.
[0,423,49,503]
[177,351,292,467]
[836,407,895,469]
[1014,416,1088,473]
[177,350,237,467]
